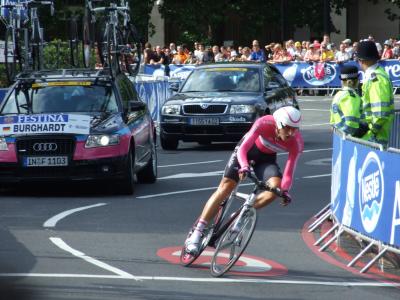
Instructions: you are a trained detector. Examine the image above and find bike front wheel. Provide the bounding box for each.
[210,207,257,277]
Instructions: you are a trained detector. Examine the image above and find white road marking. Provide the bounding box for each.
[43,203,107,228]
[159,160,223,168]
[159,170,224,180]
[137,183,253,199]
[303,174,331,179]
[302,109,330,112]
[301,123,330,127]
[305,158,332,166]
[0,273,398,287]
[49,237,139,281]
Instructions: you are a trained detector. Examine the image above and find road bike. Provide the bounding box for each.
[1,0,54,83]
[83,0,141,76]
[180,170,286,277]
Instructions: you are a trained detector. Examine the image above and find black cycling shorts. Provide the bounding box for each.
[223,143,282,183]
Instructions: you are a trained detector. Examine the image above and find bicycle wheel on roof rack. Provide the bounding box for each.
[82,8,95,68]
[69,17,80,68]
[122,24,142,76]
[105,26,123,77]
[4,26,19,84]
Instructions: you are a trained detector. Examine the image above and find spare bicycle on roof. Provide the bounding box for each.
[83,0,142,76]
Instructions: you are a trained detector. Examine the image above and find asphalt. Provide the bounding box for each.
[0,96,399,299]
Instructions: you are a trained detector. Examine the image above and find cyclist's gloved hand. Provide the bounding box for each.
[280,191,292,206]
[238,166,250,180]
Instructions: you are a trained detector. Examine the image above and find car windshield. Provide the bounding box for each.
[180,67,261,93]
[0,82,119,115]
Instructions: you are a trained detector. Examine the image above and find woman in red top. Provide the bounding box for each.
[381,40,394,60]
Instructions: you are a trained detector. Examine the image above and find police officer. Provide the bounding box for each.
[357,40,394,145]
[330,65,364,137]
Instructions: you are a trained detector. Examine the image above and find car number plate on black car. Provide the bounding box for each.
[189,118,219,125]
[23,156,68,167]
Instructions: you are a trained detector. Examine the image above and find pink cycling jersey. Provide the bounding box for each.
[237,115,304,191]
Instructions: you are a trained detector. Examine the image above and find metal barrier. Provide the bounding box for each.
[309,129,400,274]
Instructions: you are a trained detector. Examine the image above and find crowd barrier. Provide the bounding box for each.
[309,129,400,274]
[132,75,172,123]
[142,60,400,89]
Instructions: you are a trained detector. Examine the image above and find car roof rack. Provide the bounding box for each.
[15,68,114,82]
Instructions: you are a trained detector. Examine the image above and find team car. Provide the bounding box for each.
[0,69,157,194]
[160,62,299,150]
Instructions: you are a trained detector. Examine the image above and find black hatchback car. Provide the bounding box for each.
[0,69,157,194]
[160,62,299,150]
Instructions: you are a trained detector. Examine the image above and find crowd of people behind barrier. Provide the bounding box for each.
[143,33,400,68]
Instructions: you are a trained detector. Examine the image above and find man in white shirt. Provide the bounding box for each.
[335,43,351,63]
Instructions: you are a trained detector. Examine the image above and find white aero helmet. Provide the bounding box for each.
[273,106,301,129]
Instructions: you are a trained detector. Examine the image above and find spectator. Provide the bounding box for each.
[322,34,331,48]
[240,46,251,61]
[228,46,238,60]
[357,40,394,145]
[144,42,156,64]
[172,45,188,64]
[293,41,304,61]
[194,44,205,63]
[270,43,285,62]
[381,40,394,60]
[335,43,351,64]
[202,46,214,63]
[185,52,197,64]
[169,42,177,55]
[286,39,296,57]
[351,42,359,60]
[194,42,202,58]
[342,38,353,57]
[320,43,334,62]
[220,46,231,61]
[265,44,273,60]
[368,34,383,56]
[249,40,265,62]
[212,45,223,62]
[150,45,166,65]
[304,43,320,62]
[393,41,400,58]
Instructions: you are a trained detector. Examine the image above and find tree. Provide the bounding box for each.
[158,0,348,45]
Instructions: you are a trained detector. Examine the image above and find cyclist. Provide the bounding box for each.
[184,106,304,254]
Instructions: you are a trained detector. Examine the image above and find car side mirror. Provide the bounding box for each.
[169,82,180,92]
[129,101,146,112]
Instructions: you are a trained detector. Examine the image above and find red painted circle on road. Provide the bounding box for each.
[157,246,288,277]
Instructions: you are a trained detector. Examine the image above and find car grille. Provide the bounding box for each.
[183,104,227,115]
[16,136,75,156]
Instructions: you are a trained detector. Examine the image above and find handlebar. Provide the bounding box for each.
[245,171,285,198]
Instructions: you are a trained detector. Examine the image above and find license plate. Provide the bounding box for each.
[189,118,219,125]
[23,156,68,167]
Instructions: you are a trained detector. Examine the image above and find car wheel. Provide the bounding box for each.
[117,149,135,195]
[160,133,178,150]
[137,139,157,183]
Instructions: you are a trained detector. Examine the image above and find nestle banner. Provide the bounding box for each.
[331,133,400,247]
[143,60,400,88]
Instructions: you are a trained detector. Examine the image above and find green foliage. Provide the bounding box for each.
[158,0,348,45]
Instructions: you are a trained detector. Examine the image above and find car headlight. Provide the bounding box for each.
[85,134,120,148]
[0,137,8,151]
[229,105,256,114]
[162,104,181,115]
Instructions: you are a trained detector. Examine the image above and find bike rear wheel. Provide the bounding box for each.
[210,207,257,277]
[82,9,94,68]
[69,18,80,67]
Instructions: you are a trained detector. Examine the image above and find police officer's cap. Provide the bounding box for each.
[340,65,359,80]
[357,41,380,61]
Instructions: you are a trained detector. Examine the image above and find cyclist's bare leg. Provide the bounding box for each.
[253,176,281,209]
[199,177,237,222]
